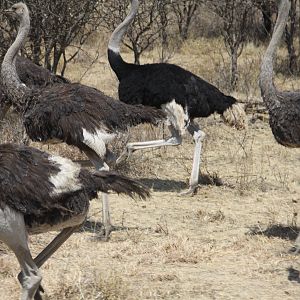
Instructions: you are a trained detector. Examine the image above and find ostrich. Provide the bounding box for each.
[1,3,165,238]
[0,143,148,300]
[0,55,69,107]
[108,0,247,196]
[0,55,69,141]
[259,0,300,253]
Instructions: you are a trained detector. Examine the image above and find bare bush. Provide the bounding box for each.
[205,0,255,90]
[0,0,102,75]
[170,0,200,41]
[100,0,170,64]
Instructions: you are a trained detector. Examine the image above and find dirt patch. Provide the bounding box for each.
[0,39,299,299]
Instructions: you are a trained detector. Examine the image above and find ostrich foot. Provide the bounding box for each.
[93,224,116,242]
[178,185,198,197]
[34,286,44,300]
[18,273,44,300]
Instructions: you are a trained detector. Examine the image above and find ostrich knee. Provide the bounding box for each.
[193,130,205,144]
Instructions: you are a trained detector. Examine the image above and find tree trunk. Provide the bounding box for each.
[230,48,238,91]
[261,3,273,37]
[132,44,141,65]
[285,0,298,74]
[52,45,59,74]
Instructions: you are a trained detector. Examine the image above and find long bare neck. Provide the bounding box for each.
[1,10,31,106]
[108,0,139,54]
[259,0,291,108]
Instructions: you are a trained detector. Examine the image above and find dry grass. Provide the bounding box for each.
[0,37,300,299]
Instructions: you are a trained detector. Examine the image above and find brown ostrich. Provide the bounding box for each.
[1,3,164,239]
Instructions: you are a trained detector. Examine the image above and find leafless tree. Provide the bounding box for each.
[285,0,298,74]
[205,0,255,90]
[0,0,102,75]
[100,0,170,64]
[170,0,200,40]
[252,0,277,37]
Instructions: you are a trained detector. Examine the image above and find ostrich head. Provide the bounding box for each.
[221,102,247,130]
[4,3,29,20]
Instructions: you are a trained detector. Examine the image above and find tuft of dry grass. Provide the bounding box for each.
[49,271,128,300]
[0,36,300,300]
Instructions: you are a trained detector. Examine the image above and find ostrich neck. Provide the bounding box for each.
[108,0,139,54]
[1,14,31,109]
[259,0,290,110]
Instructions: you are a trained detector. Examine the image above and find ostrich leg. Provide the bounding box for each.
[180,122,205,196]
[17,226,80,300]
[83,147,113,240]
[0,206,41,300]
[116,125,182,164]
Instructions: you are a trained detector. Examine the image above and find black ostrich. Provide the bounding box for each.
[0,143,148,300]
[1,3,165,238]
[108,0,247,195]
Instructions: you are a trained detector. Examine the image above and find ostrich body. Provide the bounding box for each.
[259,0,300,252]
[0,143,148,300]
[259,0,300,148]
[108,0,246,195]
[0,55,69,139]
[1,3,164,238]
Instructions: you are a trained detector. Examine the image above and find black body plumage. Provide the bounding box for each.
[23,82,165,146]
[0,144,149,230]
[108,49,237,120]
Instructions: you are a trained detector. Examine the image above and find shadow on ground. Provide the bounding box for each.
[138,178,186,192]
[139,173,225,192]
[287,267,300,283]
[248,224,299,241]
[81,220,151,234]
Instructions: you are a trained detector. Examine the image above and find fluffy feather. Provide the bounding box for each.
[0,144,149,230]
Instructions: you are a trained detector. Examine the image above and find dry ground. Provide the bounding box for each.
[0,39,299,299]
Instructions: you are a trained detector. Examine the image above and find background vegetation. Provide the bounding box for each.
[1,0,300,86]
[0,1,299,299]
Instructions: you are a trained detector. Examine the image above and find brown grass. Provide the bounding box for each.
[0,37,300,299]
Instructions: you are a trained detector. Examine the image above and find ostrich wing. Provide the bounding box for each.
[24,82,164,145]
[0,144,60,215]
[16,56,70,87]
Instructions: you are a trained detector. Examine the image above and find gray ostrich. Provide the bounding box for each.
[1,3,164,239]
[259,0,300,252]
[0,143,148,300]
[0,55,69,142]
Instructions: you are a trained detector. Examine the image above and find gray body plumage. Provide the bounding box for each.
[259,0,300,253]
[259,0,300,148]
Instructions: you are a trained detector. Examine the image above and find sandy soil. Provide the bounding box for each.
[0,39,299,300]
[0,117,299,300]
